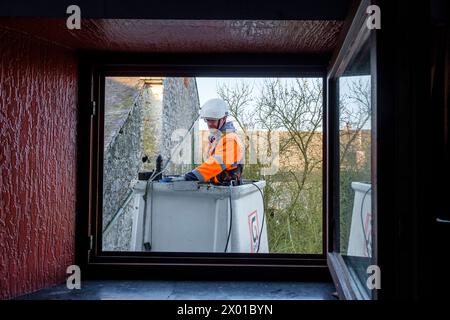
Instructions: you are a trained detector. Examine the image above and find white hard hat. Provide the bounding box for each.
[200,98,229,119]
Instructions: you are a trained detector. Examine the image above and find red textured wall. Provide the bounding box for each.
[0,27,78,299]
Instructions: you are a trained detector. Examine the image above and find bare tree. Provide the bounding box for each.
[217,78,324,253]
[217,82,255,133]
[338,76,371,167]
[217,81,256,163]
[257,78,323,192]
[216,77,371,253]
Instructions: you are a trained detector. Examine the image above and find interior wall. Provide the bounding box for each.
[0,27,78,299]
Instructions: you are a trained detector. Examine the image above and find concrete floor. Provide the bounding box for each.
[16,281,337,300]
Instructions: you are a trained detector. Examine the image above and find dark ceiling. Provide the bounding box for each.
[0,19,346,54]
[0,0,355,54]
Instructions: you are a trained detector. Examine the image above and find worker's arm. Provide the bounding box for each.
[190,134,242,182]
[184,171,198,181]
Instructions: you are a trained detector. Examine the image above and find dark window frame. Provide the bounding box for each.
[326,0,379,299]
[76,53,332,281]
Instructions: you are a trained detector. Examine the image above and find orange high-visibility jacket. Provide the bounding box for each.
[192,122,243,184]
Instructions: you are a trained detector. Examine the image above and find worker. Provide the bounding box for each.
[184,98,244,185]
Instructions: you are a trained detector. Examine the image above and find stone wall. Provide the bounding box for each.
[103,77,200,251]
[102,192,136,251]
[160,77,200,175]
[102,78,143,250]
[141,81,163,171]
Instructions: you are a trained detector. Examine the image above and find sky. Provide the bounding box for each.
[196,77,263,106]
[196,76,372,131]
[196,77,299,130]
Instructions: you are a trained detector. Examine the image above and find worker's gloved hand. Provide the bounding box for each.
[184,171,199,181]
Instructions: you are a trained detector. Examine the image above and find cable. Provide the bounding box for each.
[251,182,265,253]
[360,186,372,256]
[142,180,154,251]
[224,184,233,252]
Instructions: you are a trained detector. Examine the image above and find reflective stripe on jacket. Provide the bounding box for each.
[192,122,243,183]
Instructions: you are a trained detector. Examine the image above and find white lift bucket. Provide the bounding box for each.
[130,180,268,253]
[347,182,372,257]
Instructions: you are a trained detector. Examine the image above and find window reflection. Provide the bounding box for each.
[338,39,373,299]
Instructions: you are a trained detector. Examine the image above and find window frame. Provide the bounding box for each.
[77,53,332,281]
[326,0,379,300]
